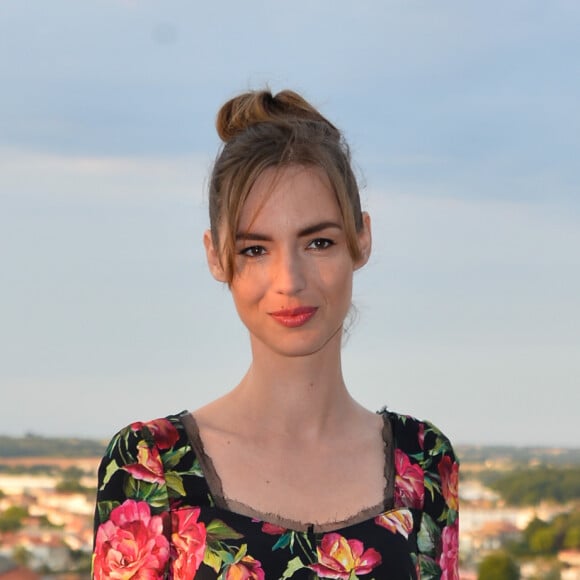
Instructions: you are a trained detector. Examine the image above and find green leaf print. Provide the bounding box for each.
[418,554,442,580]
[191,457,204,477]
[439,507,458,527]
[162,445,189,470]
[272,532,292,551]
[425,426,452,457]
[164,471,186,496]
[219,549,235,565]
[97,500,119,523]
[232,543,248,562]
[424,474,439,502]
[280,556,306,579]
[100,458,119,489]
[417,513,440,557]
[205,518,244,542]
[125,478,167,509]
[203,547,223,573]
[104,430,123,457]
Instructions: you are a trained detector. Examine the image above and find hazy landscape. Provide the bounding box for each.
[1,435,580,578]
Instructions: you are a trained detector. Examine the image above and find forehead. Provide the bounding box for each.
[238,165,341,231]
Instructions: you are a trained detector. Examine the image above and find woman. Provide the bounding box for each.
[92,89,459,579]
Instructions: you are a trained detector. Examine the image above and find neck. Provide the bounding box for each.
[227,332,357,440]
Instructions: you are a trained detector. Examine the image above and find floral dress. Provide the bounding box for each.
[92,410,459,579]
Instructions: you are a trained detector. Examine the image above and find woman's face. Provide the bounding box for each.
[205,164,371,358]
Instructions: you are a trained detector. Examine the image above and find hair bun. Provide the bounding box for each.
[216,89,339,142]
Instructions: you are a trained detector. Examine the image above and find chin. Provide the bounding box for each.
[255,327,343,359]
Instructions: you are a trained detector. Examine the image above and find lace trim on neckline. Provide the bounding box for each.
[179,409,395,533]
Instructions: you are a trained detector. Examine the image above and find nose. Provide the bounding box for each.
[273,248,306,296]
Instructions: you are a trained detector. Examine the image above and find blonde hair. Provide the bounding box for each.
[209,89,363,283]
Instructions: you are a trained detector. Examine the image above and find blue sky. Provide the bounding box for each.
[1,1,579,445]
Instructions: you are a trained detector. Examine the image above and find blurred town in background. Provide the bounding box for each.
[0,435,579,580]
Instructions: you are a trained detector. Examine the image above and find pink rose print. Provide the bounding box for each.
[440,519,459,580]
[261,522,287,535]
[375,509,414,539]
[131,418,179,449]
[438,455,459,511]
[122,440,165,484]
[394,449,424,509]
[93,499,169,579]
[225,554,265,580]
[418,423,425,450]
[171,507,207,578]
[310,533,382,579]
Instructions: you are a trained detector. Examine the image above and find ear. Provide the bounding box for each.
[203,230,228,283]
[354,212,372,271]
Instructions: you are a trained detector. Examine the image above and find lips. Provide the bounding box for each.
[269,306,318,328]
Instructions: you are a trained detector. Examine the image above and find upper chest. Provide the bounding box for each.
[183,411,394,528]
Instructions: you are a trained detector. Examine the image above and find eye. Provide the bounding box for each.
[307,238,334,250]
[239,245,267,257]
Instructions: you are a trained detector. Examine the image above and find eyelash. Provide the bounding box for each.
[238,238,335,258]
[307,238,334,250]
[239,245,267,257]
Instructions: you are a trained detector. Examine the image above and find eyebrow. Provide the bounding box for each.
[236,221,343,242]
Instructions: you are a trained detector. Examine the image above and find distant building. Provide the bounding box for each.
[0,555,40,580]
[559,550,580,580]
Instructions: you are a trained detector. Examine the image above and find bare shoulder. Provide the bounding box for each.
[345,401,385,442]
[190,393,241,437]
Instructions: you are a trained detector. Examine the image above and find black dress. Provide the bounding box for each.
[92,410,459,579]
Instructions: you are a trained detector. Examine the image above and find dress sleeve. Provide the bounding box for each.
[417,421,460,579]
[92,422,171,580]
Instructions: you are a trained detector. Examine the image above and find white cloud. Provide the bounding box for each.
[0,148,212,202]
[367,187,580,269]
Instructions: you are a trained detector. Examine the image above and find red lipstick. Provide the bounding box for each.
[269,306,318,328]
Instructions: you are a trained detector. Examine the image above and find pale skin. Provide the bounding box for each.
[195,165,386,528]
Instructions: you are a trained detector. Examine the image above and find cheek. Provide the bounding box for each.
[319,261,354,304]
[230,269,267,309]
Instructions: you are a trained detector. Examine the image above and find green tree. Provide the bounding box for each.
[514,510,580,555]
[490,467,580,506]
[529,527,558,554]
[55,478,87,493]
[564,526,580,549]
[12,545,30,566]
[523,518,549,543]
[542,567,562,580]
[0,505,28,532]
[478,551,520,580]
[62,465,85,479]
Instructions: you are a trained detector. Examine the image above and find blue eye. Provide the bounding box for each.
[308,238,334,250]
[240,245,266,257]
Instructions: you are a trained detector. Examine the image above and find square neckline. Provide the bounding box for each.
[178,409,396,533]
